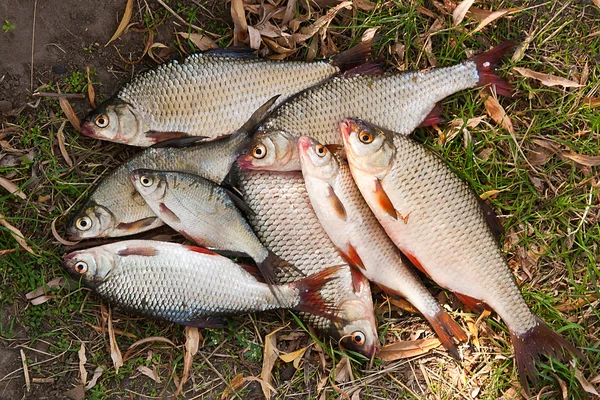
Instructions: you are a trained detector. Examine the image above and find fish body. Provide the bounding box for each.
[63,240,338,325]
[232,166,379,357]
[340,118,580,393]
[296,136,467,359]
[238,43,513,172]
[81,44,371,147]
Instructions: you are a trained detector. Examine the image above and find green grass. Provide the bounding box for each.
[1,0,598,399]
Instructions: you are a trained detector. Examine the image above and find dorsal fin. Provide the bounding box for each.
[204,47,257,58]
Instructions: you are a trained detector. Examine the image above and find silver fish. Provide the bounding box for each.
[340,118,581,394]
[63,240,339,326]
[238,43,513,172]
[81,44,371,147]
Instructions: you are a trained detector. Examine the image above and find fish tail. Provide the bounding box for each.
[473,41,515,97]
[511,316,582,396]
[423,309,468,360]
[330,40,373,72]
[290,266,342,321]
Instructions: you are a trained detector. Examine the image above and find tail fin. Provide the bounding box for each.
[473,42,515,97]
[511,317,582,396]
[330,40,373,72]
[423,309,468,360]
[290,266,341,321]
[417,102,445,128]
[257,249,303,287]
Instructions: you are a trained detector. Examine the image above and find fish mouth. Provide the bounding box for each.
[63,253,75,263]
[80,122,99,139]
[339,119,353,139]
[296,136,312,154]
[236,154,256,169]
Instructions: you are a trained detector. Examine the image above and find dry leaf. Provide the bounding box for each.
[86,66,95,108]
[511,32,534,63]
[583,97,600,108]
[260,327,284,399]
[469,8,519,35]
[78,343,87,386]
[574,368,599,395]
[453,0,475,25]
[137,366,161,383]
[279,345,311,363]
[85,367,103,391]
[0,213,36,255]
[30,295,55,305]
[107,307,123,373]
[231,0,248,46]
[105,0,134,47]
[176,326,200,396]
[63,385,85,400]
[59,97,81,132]
[299,1,352,39]
[513,67,583,88]
[594,0,600,8]
[590,374,600,384]
[354,0,376,11]
[56,121,73,167]
[333,356,353,383]
[248,26,262,50]
[0,176,26,199]
[176,32,218,51]
[560,152,600,167]
[389,298,418,313]
[377,338,441,361]
[221,373,247,400]
[556,294,598,312]
[481,92,514,135]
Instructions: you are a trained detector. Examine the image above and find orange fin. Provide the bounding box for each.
[374,179,397,220]
[116,216,158,233]
[118,246,158,257]
[402,250,431,279]
[511,317,582,397]
[291,266,342,322]
[350,266,366,294]
[454,292,492,313]
[423,309,468,360]
[185,245,220,256]
[158,203,181,224]
[145,130,192,143]
[338,243,366,271]
[327,185,347,220]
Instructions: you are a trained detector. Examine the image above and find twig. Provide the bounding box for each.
[30,0,37,92]
[33,92,86,99]
[20,349,31,393]
[155,0,219,38]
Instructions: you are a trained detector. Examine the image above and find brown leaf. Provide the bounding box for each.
[247,26,262,50]
[299,1,352,40]
[555,294,598,312]
[78,343,87,386]
[26,277,65,303]
[590,374,600,384]
[221,373,246,400]
[86,66,95,108]
[63,385,85,400]
[452,0,475,26]
[56,121,73,167]
[594,0,600,8]
[260,327,284,399]
[279,345,311,363]
[560,152,600,167]
[0,213,36,255]
[513,67,583,88]
[176,326,200,396]
[107,307,123,373]
[511,32,534,63]
[469,8,520,35]
[377,338,441,361]
[176,32,218,51]
[389,297,419,313]
[85,367,103,390]
[0,176,26,199]
[481,92,514,135]
[105,0,134,47]
[583,97,600,108]
[574,368,599,395]
[59,97,81,132]
[333,356,353,383]
[137,366,161,383]
[354,0,376,11]
[231,0,248,46]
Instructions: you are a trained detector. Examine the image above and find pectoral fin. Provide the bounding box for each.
[374,179,397,220]
[327,185,347,221]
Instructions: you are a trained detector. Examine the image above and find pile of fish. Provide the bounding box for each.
[62,40,581,395]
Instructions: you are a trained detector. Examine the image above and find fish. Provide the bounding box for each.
[237,42,513,172]
[339,118,581,394]
[296,136,467,359]
[129,169,286,284]
[81,43,372,147]
[63,240,340,326]
[66,96,277,240]
[231,166,379,358]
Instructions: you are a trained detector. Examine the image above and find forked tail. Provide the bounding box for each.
[291,266,342,322]
[511,316,582,396]
[473,41,515,97]
[423,309,468,360]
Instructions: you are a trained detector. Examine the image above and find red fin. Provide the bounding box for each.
[511,317,582,397]
[327,185,347,220]
[338,243,366,271]
[374,179,397,220]
[350,266,366,294]
[158,203,181,224]
[145,130,192,143]
[454,292,492,313]
[291,266,342,322]
[423,309,468,360]
[402,250,430,278]
[330,40,372,72]
[473,42,514,97]
[257,250,287,286]
[343,61,385,78]
[185,245,220,256]
[418,102,444,127]
[116,216,159,232]
[240,263,265,283]
[118,246,158,257]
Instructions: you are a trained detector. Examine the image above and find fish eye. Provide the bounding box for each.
[95,114,109,128]
[351,331,365,346]
[252,144,267,159]
[358,131,373,144]
[76,216,92,231]
[74,261,88,274]
[315,144,327,157]
[140,175,153,187]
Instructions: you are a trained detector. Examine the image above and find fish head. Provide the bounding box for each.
[335,298,380,358]
[339,118,394,176]
[81,100,143,145]
[297,136,340,184]
[66,203,118,240]
[63,247,115,285]
[237,129,300,171]
[130,169,168,203]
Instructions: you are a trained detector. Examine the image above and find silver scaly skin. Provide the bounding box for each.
[232,166,379,357]
[63,240,337,325]
[81,43,371,147]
